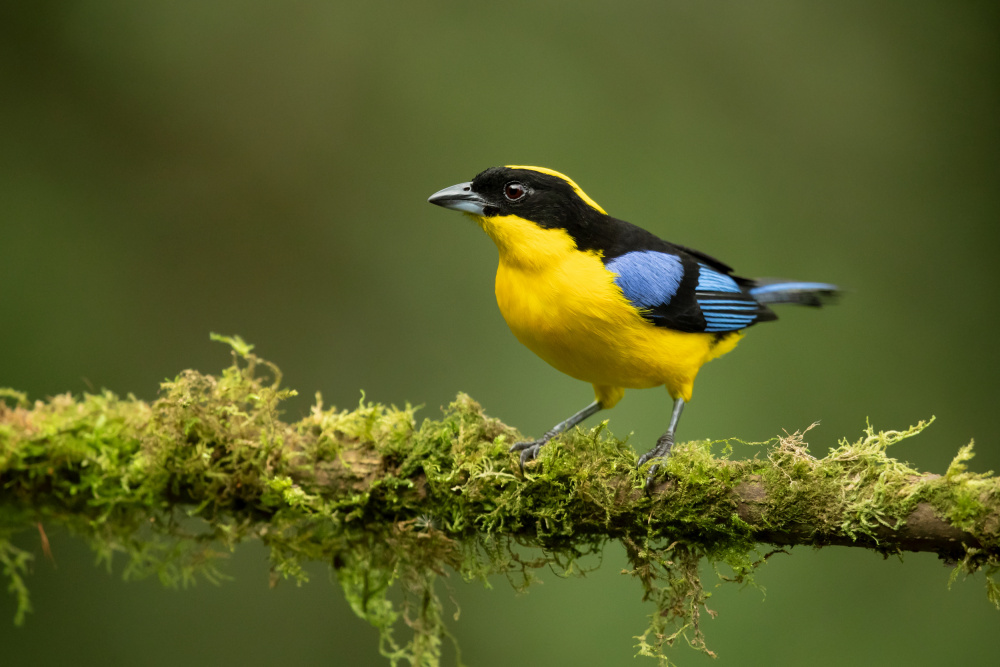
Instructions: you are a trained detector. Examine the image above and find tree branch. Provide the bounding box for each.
[1,339,997,665]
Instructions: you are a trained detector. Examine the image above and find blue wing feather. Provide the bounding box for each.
[695,264,741,293]
[695,263,766,332]
[606,251,684,310]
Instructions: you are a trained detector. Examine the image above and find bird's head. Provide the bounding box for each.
[428,166,611,267]
[429,165,606,229]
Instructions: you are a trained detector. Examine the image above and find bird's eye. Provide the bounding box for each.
[504,182,526,201]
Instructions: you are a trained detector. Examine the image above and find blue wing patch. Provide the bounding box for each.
[696,263,760,332]
[606,251,684,310]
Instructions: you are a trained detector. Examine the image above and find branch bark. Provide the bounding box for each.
[1,344,997,663]
[732,475,978,555]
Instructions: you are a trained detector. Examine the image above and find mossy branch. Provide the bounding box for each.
[1,337,998,666]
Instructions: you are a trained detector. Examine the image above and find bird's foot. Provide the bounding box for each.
[637,434,673,468]
[638,433,674,493]
[510,437,550,474]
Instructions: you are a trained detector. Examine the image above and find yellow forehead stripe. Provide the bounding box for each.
[505,165,607,215]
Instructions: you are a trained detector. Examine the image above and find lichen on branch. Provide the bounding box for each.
[1,336,997,666]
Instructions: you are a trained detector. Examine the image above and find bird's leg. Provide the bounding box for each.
[511,400,602,473]
[638,398,685,490]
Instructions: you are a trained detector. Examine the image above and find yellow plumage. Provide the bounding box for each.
[478,210,742,407]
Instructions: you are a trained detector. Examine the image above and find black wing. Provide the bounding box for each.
[592,217,775,333]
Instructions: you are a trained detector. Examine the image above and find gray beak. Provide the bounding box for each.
[427,182,487,216]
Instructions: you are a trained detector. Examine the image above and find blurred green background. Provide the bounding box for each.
[2,1,998,665]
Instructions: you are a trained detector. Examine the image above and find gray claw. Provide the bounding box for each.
[636,450,656,468]
[519,445,542,473]
[511,439,546,474]
[638,433,674,493]
[643,463,661,494]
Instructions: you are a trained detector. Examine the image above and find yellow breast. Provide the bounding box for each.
[476,214,741,402]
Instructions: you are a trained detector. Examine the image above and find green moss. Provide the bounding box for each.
[0,538,32,625]
[0,337,997,666]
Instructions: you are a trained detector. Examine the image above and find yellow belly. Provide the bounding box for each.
[493,246,742,403]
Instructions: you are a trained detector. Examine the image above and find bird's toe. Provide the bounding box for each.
[511,439,547,474]
[509,439,539,452]
[638,436,674,493]
[643,463,666,494]
[519,445,539,470]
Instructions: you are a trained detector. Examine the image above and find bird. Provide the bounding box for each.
[428,165,839,485]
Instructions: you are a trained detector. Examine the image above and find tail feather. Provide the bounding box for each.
[749,279,840,307]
